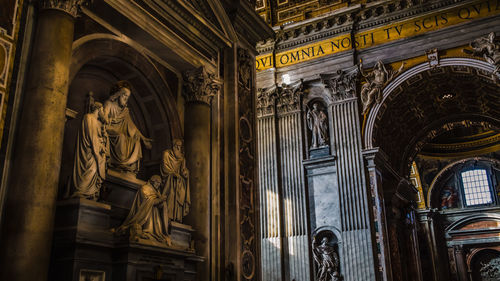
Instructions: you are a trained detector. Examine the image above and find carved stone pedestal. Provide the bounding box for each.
[51,198,113,281]
[170,222,195,252]
[113,241,203,281]
[50,172,203,281]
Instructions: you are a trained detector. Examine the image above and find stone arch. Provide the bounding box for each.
[362,58,500,176]
[364,58,496,148]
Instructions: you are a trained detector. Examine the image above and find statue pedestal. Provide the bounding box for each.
[309,146,330,159]
[50,172,203,281]
[51,198,113,281]
[113,241,203,281]
[171,222,195,252]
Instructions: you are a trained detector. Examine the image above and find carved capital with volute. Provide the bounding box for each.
[183,67,222,106]
[320,66,359,102]
[40,0,90,18]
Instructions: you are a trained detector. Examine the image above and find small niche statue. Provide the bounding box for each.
[104,81,153,174]
[72,101,108,200]
[161,139,190,223]
[312,236,341,281]
[114,175,171,246]
[464,32,500,85]
[307,102,329,149]
[359,60,405,115]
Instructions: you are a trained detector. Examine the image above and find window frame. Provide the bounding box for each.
[458,166,496,208]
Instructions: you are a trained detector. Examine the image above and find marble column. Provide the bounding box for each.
[321,67,376,281]
[182,66,222,280]
[0,1,85,281]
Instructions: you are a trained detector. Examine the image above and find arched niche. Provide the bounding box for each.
[468,248,500,281]
[60,36,182,196]
[302,84,331,158]
[311,227,342,281]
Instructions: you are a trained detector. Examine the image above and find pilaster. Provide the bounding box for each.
[322,66,377,281]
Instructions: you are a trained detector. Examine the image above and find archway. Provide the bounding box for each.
[364,59,500,281]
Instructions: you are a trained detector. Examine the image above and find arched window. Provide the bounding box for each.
[460,168,494,207]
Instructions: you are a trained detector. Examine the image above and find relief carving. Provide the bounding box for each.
[464,32,500,85]
[238,48,257,281]
[183,66,222,105]
[359,60,405,115]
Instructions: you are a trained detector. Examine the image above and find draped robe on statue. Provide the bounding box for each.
[72,113,107,199]
[116,182,170,244]
[161,150,190,222]
[104,100,143,172]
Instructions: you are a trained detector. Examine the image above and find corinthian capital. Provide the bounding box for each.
[320,66,359,102]
[183,67,222,105]
[40,0,90,17]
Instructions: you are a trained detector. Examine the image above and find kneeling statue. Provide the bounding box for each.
[114,175,171,246]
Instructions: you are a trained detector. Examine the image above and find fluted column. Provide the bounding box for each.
[0,1,87,281]
[183,66,222,280]
[256,87,282,281]
[276,83,310,281]
[322,67,376,281]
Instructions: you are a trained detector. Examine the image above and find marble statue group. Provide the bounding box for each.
[71,80,191,247]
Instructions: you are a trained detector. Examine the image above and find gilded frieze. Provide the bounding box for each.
[256,0,500,71]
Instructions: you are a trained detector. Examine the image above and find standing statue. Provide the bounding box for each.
[114,175,171,246]
[464,32,500,85]
[359,60,405,115]
[161,139,190,223]
[103,81,153,174]
[72,102,108,200]
[312,236,341,281]
[307,102,329,149]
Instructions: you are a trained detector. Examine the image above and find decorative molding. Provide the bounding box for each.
[320,66,359,102]
[256,87,277,117]
[182,66,222,105]
[40,0,90,18]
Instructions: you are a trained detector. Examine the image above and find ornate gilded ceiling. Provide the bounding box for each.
[256,0,361,26]
[372,65,500,176]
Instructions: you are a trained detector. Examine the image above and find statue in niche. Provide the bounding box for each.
[72,102,108,200]
[312,236,341,281]
[161,139,190,223]
[114,175,171,246]
[440,185,458,209]
[464,32,500,85]
[359,60,405,115]
[307,102,329,149]
[103,81,152,174]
